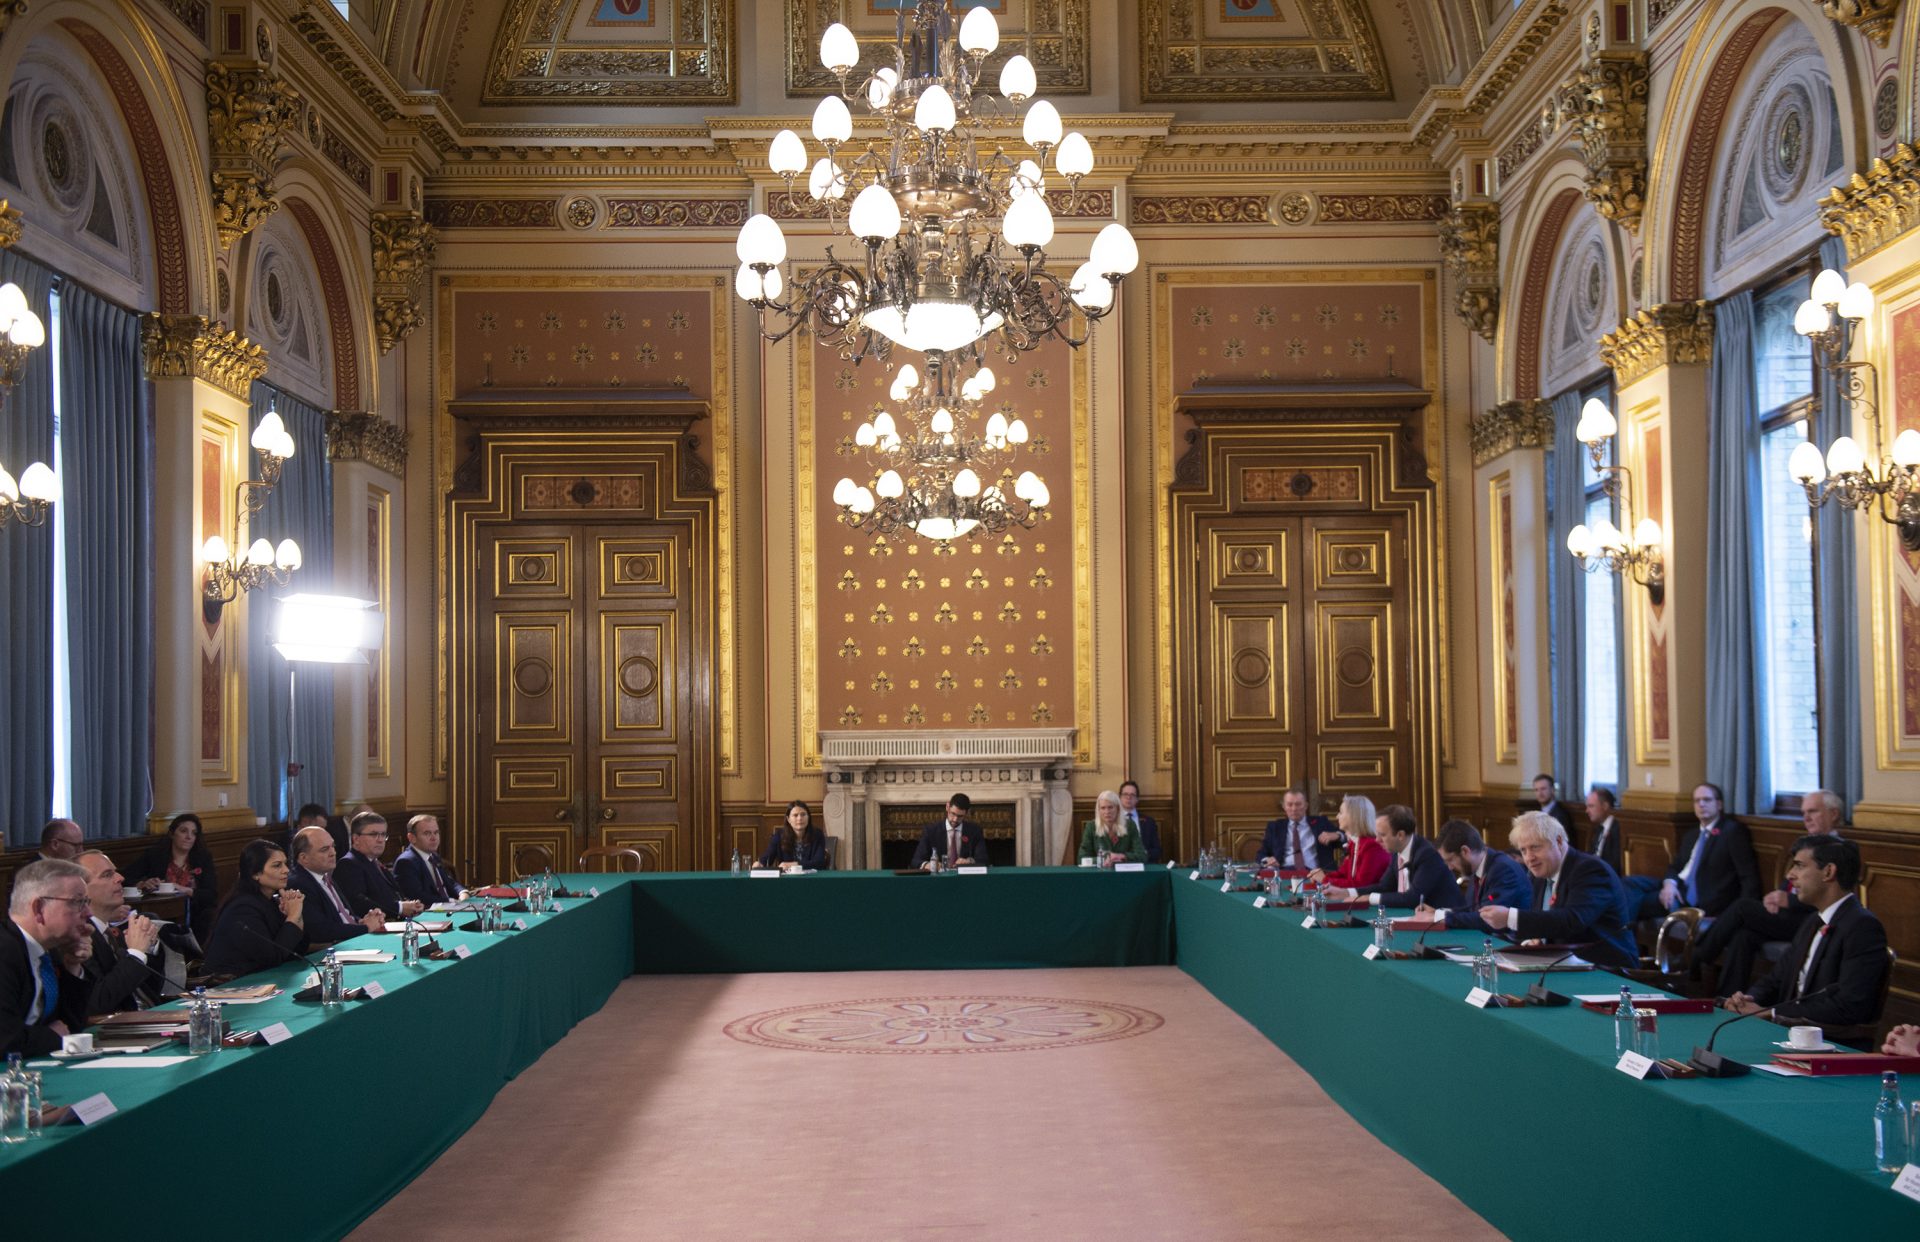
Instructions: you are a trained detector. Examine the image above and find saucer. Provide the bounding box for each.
[1771,1040,1837,1052]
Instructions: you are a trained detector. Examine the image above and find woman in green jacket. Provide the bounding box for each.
[1078,789,1143,866]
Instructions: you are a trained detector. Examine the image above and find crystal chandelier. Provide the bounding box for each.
[198,405,302,617]
[831,354,1050,541]
[1785,268,1920,550]
[1565,398,1666,604]
[733,4,1138,368]
[0,279,55,529]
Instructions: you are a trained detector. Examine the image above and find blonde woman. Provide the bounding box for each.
[1307,794,1389,889]
[1078,789,1143,867]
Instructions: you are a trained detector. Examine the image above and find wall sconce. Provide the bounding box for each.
[0,458,57,528]
[0,280,45,391]
[1785,268,1920,550]
[1565,398,1666,606]
[199,406,301,620]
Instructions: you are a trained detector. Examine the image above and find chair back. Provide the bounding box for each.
[823,837,837,871]
[511,842,555,877]
[577,846,646,874]
[1652,907,1704,974]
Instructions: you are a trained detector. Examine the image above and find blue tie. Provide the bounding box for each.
[36,951,59,1019]
[1686,832,1710,907]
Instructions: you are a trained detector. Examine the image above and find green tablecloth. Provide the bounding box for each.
[0,875,638,1239]
[1171,877,1920,1238]
[629,866,1174,972]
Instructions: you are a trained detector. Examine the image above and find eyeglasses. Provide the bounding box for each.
[42,895,92,910]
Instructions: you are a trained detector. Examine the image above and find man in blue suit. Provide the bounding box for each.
[1259,787,1341,870]
[1323,805,1462,910]
[1119,780,1165,864]
[1472,811,1639,968]
[1423,820,1532,926]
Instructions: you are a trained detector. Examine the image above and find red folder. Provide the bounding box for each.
[1769,1053,1920,1076]
[1579,998,1716,1015]
[1392,919,1447,932]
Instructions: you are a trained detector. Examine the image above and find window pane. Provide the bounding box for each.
[1757,422,1820,795]
[1753,280,1812,415]
[1581,493,1620,788]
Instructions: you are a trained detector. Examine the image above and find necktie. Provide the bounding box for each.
[1794,922,1831,998]
[1293,822,1308,867]
[428,856,449,900]
[36,951,59,1019]
[949,827,960,861]
[322,874,354,922]
[1684,829,1714,906]
[1398,861,1409,893]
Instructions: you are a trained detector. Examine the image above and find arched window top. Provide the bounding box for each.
[1541,209,1616,399]
[244,214,334,409]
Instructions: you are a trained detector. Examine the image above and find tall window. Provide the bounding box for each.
[1577,377,1622,789]
[46,283,72,816]
[1751,273,1820,802]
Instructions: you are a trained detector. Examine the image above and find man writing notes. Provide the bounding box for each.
[1259,787,1340,871]
[1660,783,1760,915]
[1320,806,1463,911]
[1417,820,1532,927]
[911,794,986,870]
[1724,836,1889,1032]
[1472,811,1638,968]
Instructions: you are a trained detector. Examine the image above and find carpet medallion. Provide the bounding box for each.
[721,994,1164,1054]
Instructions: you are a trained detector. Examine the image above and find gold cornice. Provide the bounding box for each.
[206,59,300,249]
[285,0,406,125]
[1439,202,1500,341]
[370,209,435,354]
[1821,0,1902,46]
[1599,301,1715,387]
[1571,51,1650,232]
[1413,1,1572,146]
[1818,142,1920,261]
[1469,399,1552,467]
[140,314,268,400]
[0,199,21,250]
[325,410,408,474]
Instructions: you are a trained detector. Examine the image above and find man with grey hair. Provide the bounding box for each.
[1471,810,1638,968]
[2,859,94,1055]
[1692,790,1848,996]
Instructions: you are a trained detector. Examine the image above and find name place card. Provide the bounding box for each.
[260,1023,293,1046]
[70,1093,117,1125]
[589,887,601,898]
[452,943,473,960]
[360,980,387,1000]
[1114,862,1145,873]
[1891,1164,1920,1202]
[1189,870,1200,881]
[958,866,988,875]
[1362,945,1381,960]
[1300,916,1316,929]
[1465,988,1494,1008]
[1615,1051,1657,1080]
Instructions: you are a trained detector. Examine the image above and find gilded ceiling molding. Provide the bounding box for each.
[1818,141,1920,260]
[1571,50,1649,232]
[1496,80,1582,181]
[423,199,560,229]
[1140,0,1390,102]
[1822,0,1902,46]
[284,4,407,124]
[0,199,22,250]
[1439,201,1499,342]
[1598,301,1715,387]
[370,210,435,355]
[325,411,408,475]
[1131,195,1270,225]
[1470,399,1553,467]
[1412,2,1571,145]
[788,0,1087,96]
[482,0,735,104]
[601,199,749,228]
[139,314,269,401]
[1318,194,1449,222]
[156,0,207,42]
[206,60,300,249]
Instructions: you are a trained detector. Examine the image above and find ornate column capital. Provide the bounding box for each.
[1599,300,1715,387]
[1469,399,1553,467]
[325,410,408,474]
[1571,50,1649,232]
[370,210,436,354]
[1818,142,1920,261]
[1439,201,1500,341]
[206,60,299,249]
[1822,1,1901,46]
[140,313,268,400]
[0,198,21,250]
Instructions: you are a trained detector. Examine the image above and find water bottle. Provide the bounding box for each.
[1306,887,1325,927]
[402,924,422,967]
[730,849,742,877]
[1096,841,1110,870]
[1613,986,1637,1056]
[1472,938,1498,995]
[1876,1071,1911,1173]
[0,1075,27,1144]
[1372,903,1394,952]
[187,988,221,1055]
[18,1070,40,1139]
[320,949,345,1007]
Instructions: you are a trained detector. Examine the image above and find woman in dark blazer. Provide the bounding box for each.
[759,801,830,871]
[201,840,310,979]
[126,811,218,941]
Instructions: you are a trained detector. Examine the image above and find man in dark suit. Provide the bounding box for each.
[2,860,94,1056]
[1119,780,1164,864]
[1474,811,1638,968]
[1532,775,1580,845]
[1661,782,1761,916]
[289,826,384,945]
[394,814,464,905]
[74,851,163,1014]
[1422,820,1532,927]
[1324,805,1463,911]
[1726,835,1889,1032]
[335,811,425,921]
[911,793,986,869]
[1695,790,1847,995]
[1583,786,1624,874]
[1259,787,1341,871]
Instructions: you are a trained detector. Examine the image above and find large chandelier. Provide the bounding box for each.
[733,3,1138,368]
[1786,268,1920,550]
[831,354,1050,541]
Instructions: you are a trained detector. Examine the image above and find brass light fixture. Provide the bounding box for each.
[199,405,302,619]
[1566,398,1666,605]
[0,279,53,530]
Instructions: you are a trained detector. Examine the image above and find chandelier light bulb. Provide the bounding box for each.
[1002,190,1054,249]
[275,539,302,570]
[867,66,898,110]
[1633,518,1663,549]
[736,213,788,266]
[808,158,846,201]
[252,411,287,452]
[819,21,859,73]
[833,478,859,506]
[984,411,1010,444]
[812,95,853,145]
[1839,281,1874,322]
[1810,267,1847,306]
[1069,262,1113,312]
[1022,100,1063,151]
[876,469,905,499]
[849,183,902,240]
[1055,132,1093,179]
[974,367,996,393]
[960,376,983,402]
[958,6,1000,55]
[17,461,56,502]
[1894,429,1920,468]
[855,422,877,447]
[0,281,25,326]
[850,486,876,514]
[1825,434,1867,476]
[1787,439,1827,484]
[759,266,785,301]
[872,410,899,441]
[914,84,957,134]
[769,129,808,177]
[9,310,44,349]
[200,534,228,564]
[1575,397,1616,444]
[1009,159,1044,200]
[1566,524,1592,558]
[953,468,982,498]
[1007,417,1029,444]
[930,406,955,435]
[1088,222,1139,276]
[734,263,763,302]
[0,465,14,502]
[890,367,920,401]
[1792,298,1829,337]
[1029,478,1051,507]
[247,538,275,567]
[999,54,1037,102]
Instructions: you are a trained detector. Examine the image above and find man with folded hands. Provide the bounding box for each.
[1319,805,1462,912]
[289,826,385,944]
[2,860,93,1055]
[335,811,425,922]
[1416,820,1532,927]
[1724,835,1889,1032]
[1259,786,1342,871]
[1467,811,1638,968]
[71,851,163,1013]
[394,814,465,906]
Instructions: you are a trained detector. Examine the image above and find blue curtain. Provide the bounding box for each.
[0,252,56,846]
[1547,387,1586,801]
[57,283,153,837]
[1705,289,1766,813]
[1814,235,1862,813]
[245,383,334,821]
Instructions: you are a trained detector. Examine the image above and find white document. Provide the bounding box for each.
[69,1057,197,1070]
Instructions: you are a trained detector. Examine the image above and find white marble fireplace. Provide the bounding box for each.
[818,729,1078,869]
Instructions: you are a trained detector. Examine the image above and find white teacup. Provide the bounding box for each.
[1078,857,1096,867]
[1787,1024,1825,1050]
[62,1033,94,1055]
[122,886,141,899]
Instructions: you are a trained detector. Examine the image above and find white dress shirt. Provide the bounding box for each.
[1369,840,1417,906]
[1505,863,1564,931]
[17,923,51,1024]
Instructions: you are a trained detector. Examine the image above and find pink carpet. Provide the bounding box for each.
[351,968,1499,1240]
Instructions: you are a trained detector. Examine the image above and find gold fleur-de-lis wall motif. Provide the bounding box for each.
[1031,702,1052,723]
[839,705,862,725]
[837,569,860,591]
[965,567,988,591]
[1029,567,1052,589]
[996,534,1021,557]
[1030,634,1052,655]
[903,635,925,658]
[934,601,956,624]
[902,569,925,591]
[870,603,893,624]
[839,637,860,658]
[968,703,990,724]
[904,704,926,726]
[871,671,892,692]
[967,635,989,657]
[868,535,894,558]
[935,669,957,693]
[999,601,1022,622]
[1000,668,1022,689]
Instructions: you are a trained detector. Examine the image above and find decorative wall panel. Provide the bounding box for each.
[1140,0,1393,102]
[366,486,391,779]
[1631,409,1671,763]
[1489,472,1517,765]
[199,417,240,783]
[786,1,1089,97]
[482,0,735,103]
[1878,303,1920,768]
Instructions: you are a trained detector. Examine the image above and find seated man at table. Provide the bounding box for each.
[911,794,986,869]
[1119,781,1164,865]
[289,826,385,944]
[1473,811,1638,969]
[1691,789,1846,996]
[73,851,163,1013]
[394,814,464,905]
[1320,805,1462,912]
[1660,783,1761,916]
[2,860,93,1055]
[1259,786,1341,872]
[1724,836,1889,1033]
[335,811,425,922]
[1419,820,1532,926]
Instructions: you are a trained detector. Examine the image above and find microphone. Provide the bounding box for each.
[1688,984,1838,1077]
[243,924,322,974]
[1522,951,1580,1006]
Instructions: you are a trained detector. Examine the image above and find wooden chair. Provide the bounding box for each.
[577,846,646,874]
[512,842,555,876]
[1651,906,1704,976]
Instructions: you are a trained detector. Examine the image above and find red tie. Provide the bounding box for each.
[1294,823,1309,866]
